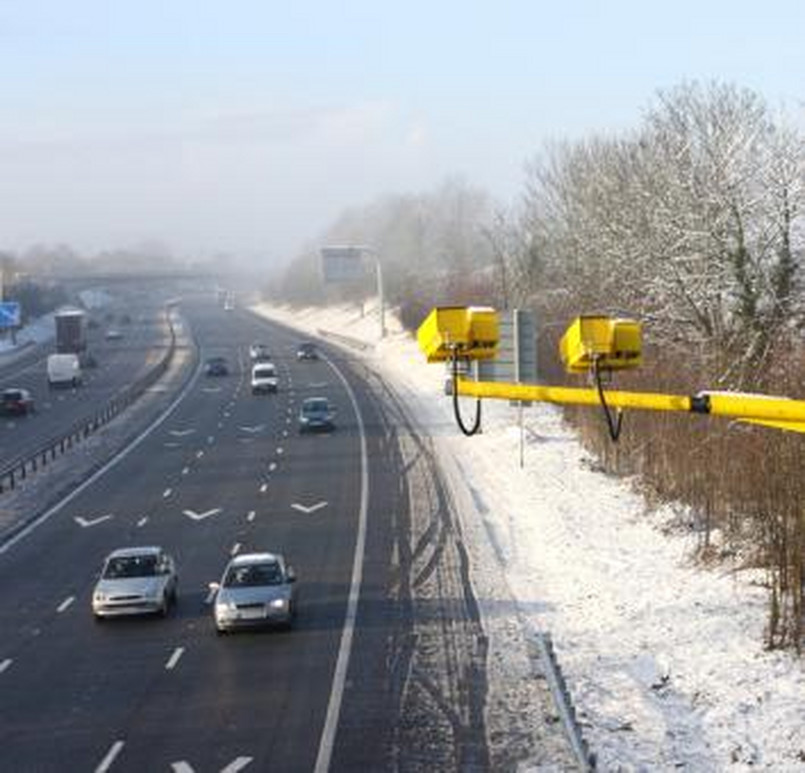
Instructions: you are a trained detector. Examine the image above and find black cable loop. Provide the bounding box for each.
[593,358,624,442]
[452,350,482,436]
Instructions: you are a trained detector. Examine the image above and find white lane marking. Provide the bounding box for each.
[0,658,12,674]
[171,758,252,773]
[95,740,125,773]
[182,467,190,475]
[286,418,292,425]
[74,514,113,528]
[276,447,284,455]
[282,430,289,438]
[57,596,75,613]
[163,488,173,499]
[136,517,148,528]
[269,462,277,472]
[204,588,216,605]
[196,450,204,459]
[207,435,215,444]
[223,412,231,418]
[230,543,241,556]
[165,647,185,671]
[218,422,224,429]
[183,508,222,522]
[169,429,196,437]
[314,352,369,773]
[247,511,256,522]
[259,483,268,494]
[291,501,328,515]
[202,386,222,393]
[222,758,254,773]
[239,424,265,434]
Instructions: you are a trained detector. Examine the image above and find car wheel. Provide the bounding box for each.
[158,593,169,617]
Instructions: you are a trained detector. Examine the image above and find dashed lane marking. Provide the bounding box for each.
[231,543,241,556]
[0,658,12,674]
[165,647,185,671]
[163,488,173,499]
[95,740,125,773]
[259,483,268,494]
[247,511,256,522]
[137,517,148,528]
[57,596,75,613]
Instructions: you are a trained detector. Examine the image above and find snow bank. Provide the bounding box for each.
[253,298,805,771]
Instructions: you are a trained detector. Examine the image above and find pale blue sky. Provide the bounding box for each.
[1,1,803,263]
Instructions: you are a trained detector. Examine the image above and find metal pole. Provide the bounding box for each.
[376,257,386,339]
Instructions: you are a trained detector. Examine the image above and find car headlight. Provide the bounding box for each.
[270,598,288,610]
[215,602,236,614]
[93,592,106,603]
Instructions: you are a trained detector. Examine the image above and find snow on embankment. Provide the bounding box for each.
[253,299,805,771]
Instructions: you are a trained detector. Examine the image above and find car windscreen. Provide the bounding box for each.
[2,391,23,401]
[103,555,159,578]
[223,562,282,587]
[303,400,329,413]
[253,366,275,378]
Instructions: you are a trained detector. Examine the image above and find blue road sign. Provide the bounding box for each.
[0,302,21,329]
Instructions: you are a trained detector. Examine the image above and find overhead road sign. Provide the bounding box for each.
[320,246,366,283]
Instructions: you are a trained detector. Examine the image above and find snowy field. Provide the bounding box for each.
[253,299,805,771]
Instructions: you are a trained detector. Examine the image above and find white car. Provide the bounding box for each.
[251,362,278,394]
[92,546,178,619]
[210,552,297,633]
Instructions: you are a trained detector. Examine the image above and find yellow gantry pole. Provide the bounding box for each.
[455,378,805,433]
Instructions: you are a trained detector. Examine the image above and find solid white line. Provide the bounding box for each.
[57,596,75,613]
[247,511,256,522]
[136,517,148,528]
[94,740,124,773]
[0,354,203,556]
[165,647,185,670]
[0,658,12,674]
[163,488,172,499]
[313,353,369,773]
[230,543,241,556]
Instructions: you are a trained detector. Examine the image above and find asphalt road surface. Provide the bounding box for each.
[0,294,502,772]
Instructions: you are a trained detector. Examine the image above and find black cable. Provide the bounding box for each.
[593,359,624,441]
[452,352,482,436]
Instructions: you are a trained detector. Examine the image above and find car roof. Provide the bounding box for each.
[106,546,164,559]
[302,396,329,406]
[228,552,281,567]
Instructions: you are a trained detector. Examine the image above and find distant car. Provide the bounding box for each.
[205,356,229,376]
[0,388,35,416]
[105,328,123,341]
[296,342,318,361]
[298,396,335,433]
[251,362,278,394]
[249,343,271,362]
[210,552,297,633]
[92,546,178,619]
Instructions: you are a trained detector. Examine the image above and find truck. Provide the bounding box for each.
[54,309,87,354]
[47,353,82,388]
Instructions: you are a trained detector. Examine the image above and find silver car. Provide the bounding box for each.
[92,546,178,619]
[210,552,297,633]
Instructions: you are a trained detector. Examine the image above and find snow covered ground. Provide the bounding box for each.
[261,299,804,770]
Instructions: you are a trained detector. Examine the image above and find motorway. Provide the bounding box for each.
[0,292,500,772]
[0,295,172,471]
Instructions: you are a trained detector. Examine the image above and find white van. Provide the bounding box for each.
[251,362,278,394]
[47,353,82,388]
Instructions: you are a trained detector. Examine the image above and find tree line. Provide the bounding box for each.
[271,81,804,651]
